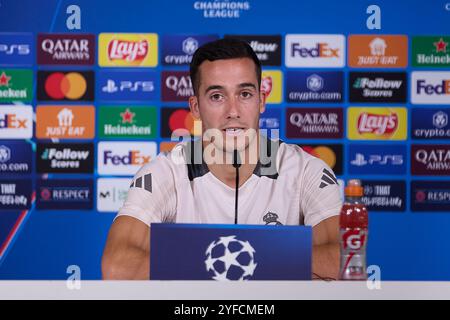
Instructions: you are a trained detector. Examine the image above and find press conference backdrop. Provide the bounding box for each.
[0,0,449,280]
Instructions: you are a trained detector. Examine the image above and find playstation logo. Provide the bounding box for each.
[102,80,118,93]
[306,74,324,92]
[351,153,368,166]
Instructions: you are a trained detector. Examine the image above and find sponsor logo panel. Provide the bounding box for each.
[411,108,450,140]
[412,36,450,67]
[411,181,450,212]
[347,107,407,140]
[348,35,408,68]
[37,33,95,65]
[285,34,345,68]
[348,144,406,175]
[361,180,406,212]
[0,141,32,174]
[259,107,280,139]
[411,145,450,176]
[286,107,343,139]
[36,179,93,210]
[0,33,33,66]
[286,71,343,103]
[36,143,94,174]
[0,179,32,210]
[261,70,282,104]
[98,33,158,67]
[0,69,32,102]
[162,34,219,65]
[97,70,158,101]
[97,178,131,212]
[161,71,193,102]
[161,107,199,138]
[98,106,157,139]
[37,70,94,101]
[299,144,343,175]
[159,142,179,153]
[349,72,407,103]
[0,105,33,139]
[225,35,282,66]
[36,105,95,140]
[97,141,157,176]
[411,71,450,104]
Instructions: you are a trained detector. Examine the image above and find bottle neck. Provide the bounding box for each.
[345,196,363,204]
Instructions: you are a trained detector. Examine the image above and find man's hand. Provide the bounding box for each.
[102,216,150,280]
[312,215,340,280]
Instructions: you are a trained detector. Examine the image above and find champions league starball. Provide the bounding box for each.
[204,235,257,281]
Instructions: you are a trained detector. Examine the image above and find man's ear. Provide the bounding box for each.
[189,95,200,119]
[259,89,267,114]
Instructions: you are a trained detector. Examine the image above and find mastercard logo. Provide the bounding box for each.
[44,72,87,100]
[168,109,200,136]
[302,145,336,169]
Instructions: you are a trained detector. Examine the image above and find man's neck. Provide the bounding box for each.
[204,139,260,189]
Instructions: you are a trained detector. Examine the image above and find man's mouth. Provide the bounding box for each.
[223,127,245,136]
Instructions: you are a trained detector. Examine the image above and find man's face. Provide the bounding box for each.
[189,58,266,154]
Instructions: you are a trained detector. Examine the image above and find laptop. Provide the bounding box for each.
[150,223,312,281]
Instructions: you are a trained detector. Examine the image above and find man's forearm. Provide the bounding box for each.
[102,245,149,280]
[312,243,340,280]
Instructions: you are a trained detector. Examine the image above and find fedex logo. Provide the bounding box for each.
[0,113,28,129]
[412,72,450,104]
[291,42,339,58]
[97,142,156,176]
[285,34,345,67]
[103,150,151,166]
[0,105,32,139]
[416,80,450,95]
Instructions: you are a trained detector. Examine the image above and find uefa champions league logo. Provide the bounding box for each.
[204,235,257,281]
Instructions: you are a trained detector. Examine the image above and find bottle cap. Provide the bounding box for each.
[345,179,363,197]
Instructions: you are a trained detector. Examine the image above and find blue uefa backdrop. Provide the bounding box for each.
[0,0,450,280]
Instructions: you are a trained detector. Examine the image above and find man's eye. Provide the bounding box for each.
[241,91,253,99]
[210,93,223,101]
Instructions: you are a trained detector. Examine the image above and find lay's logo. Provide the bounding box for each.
[357,112,398,135]
[108,39,148,62]
[348,107,407,140]
[99,33,158,67]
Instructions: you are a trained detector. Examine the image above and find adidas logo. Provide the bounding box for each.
[319,168,338,189]
[130,173,152,193]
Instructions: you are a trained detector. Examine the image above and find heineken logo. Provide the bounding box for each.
[0,70,32,102]
[0,72,11,86]
[120,108,135,124]
[98,106,157,139]
[413,36,450,67]
[434,38,448,53]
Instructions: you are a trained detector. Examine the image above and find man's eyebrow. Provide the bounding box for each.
[203,83,258,94]
[238,83,257,90]
[204,85,224,94]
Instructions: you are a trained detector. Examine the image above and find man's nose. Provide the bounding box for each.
[226,96,240,119]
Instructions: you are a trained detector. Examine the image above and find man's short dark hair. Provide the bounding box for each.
[190,38,262,95]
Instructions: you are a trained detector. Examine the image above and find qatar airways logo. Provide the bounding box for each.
[108,39,148,62]
[357,112,398,135]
